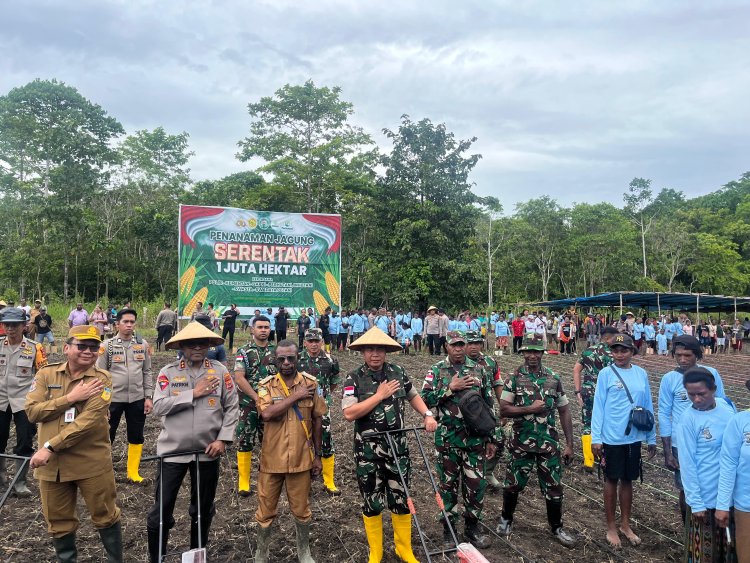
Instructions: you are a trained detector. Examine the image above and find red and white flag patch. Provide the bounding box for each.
[493,368,502,382]
[343,386,355,396]
[224,373,234,391]
[157,373,169,391]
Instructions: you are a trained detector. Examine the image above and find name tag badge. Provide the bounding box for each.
[64,407,76,423]
[134,353,145,361]
[112,355,125,363]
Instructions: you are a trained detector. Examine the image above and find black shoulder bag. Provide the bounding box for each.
[610,365,654,435]
[458,389,497,437]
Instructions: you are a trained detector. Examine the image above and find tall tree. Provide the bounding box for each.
[237,80,374,213]
[623,177,657,278]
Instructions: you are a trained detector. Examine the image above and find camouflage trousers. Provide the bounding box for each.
[355,435,410,517]
[436,442,487,523]
[235,398,264,453]
[321,412,335,458]
[503,448,563,500]
[580,386,595,434]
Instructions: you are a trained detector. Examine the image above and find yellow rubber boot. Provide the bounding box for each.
[127,443,145,483]
[363,514,383,563]
[237,451,252,496]
[392,513,419,563]
[321,455,341,495]
[582,434,594,469]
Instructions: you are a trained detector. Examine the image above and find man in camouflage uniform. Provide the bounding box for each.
[573,326,617,470]
[343,327,436,563]
[465,330,505,492]
[421,330,496,549]
[297,327,341,495]
[496,333,576,547]
[233,315,275,495]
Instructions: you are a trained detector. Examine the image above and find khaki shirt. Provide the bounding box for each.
[256,371,327,474]
[25,362,113,482]
[96,335,154,402]
[0,336,47,413]
[152,359,239,463]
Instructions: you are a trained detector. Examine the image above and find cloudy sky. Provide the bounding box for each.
[2,1,749,210]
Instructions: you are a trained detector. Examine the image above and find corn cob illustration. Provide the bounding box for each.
[313,290,330,315]
[183,287,208,317]
[324,272,340,307]
[180,266,196,295]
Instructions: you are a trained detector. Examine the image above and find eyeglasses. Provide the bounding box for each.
[276,355,298,364]
[184,340,211,349]
[449,342,466,347]
[74,343,100,352]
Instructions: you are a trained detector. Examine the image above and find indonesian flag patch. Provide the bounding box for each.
[424,372,434,383]
[494,368,502,382]
[157,373,169,391]
[343,386,355,396]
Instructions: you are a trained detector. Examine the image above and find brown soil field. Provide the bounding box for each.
[1,340,748,562]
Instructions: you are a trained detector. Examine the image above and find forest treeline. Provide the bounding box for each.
[1,78,749,310]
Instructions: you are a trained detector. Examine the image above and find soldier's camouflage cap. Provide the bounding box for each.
[465,330,483,343]
[305,328,323,341]
[610,333,636,350]
[519,333,545,351]
[446,330,467,345]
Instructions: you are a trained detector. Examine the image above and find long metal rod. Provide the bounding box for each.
[383,431,432,563]
[142,449,207,561]
[0,454,30,511]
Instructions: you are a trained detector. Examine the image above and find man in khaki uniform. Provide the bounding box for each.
[96,308,153,483]
[25,325,122,563]
[147,321,239,562]
[27,299,43,339]
[254,339,326,563]
[0,307,48,495]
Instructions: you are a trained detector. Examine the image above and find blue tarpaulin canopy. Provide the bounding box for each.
[528,291,750,314]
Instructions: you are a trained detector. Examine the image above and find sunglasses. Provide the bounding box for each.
[276,355,298,364]
[184,340,211,349]
[74,343,100,352]
[449,342,466,347]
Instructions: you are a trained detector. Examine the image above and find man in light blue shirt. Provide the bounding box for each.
[410,314,423,353]
[658,335,728,521]
[350,308,366,343]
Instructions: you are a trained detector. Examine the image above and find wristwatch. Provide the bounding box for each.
[43,441,54,453]
[423,410,434,418]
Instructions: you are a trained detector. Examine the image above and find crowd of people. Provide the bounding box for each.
[0,300,749,562]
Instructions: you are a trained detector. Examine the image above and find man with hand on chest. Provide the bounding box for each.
[146,322,239,562]
[96,308,153,484]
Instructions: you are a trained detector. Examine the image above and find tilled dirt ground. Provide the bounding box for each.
[1,341,749,562]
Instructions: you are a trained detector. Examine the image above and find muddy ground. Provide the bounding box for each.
[1,339,749,562]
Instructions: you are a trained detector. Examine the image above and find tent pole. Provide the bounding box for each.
[696,294,700,325]
[657,293,661,318]
[619,293,623,316]
[735,297,737,320]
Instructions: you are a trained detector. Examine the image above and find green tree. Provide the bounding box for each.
[237,80,375,213]
[624,177,657,278]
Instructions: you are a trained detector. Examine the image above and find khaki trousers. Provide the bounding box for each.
[737,509,750,563]
[255,470,311,528]
[39,471,121,538]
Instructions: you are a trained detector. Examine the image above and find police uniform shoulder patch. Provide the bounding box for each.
[257,386,269,398]
[157,373,170,391]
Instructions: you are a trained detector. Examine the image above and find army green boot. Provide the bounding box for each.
[98,521,123,562]
[254,525,272,563]
[52,533,78,563]
[295,520,315,563]
[12,461,32,497]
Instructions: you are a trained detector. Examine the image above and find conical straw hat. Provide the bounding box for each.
[166,321,225,350]
[348,326,402,353]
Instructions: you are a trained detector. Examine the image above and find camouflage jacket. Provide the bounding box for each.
[342,362,417,439]
[234,341,276,405]
[421,356,495,448]
[297,349,341,406]
[577,343,613,388]
[471,353,504,388]
[500,364,568,453]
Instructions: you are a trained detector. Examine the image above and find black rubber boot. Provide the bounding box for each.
[98,521,123,563]
[147,527,169,563]
[442,519,456,550]
[546,498,576,548]
[52,533,77,563]
[190,516,213,550]
[464,517,491,549]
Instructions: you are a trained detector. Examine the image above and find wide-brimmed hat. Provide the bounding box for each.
[625,311,635,317]
[0,308,26,324]
[166,321,224,350]
[610,334,636,350]
[427,305,438,312]
[348,326,402,352]
[519,333,545,351]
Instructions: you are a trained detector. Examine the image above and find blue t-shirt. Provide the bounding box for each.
[658,365,726,448]
[633,323,644,340]
[657,333,668,350]
[400,328,413,345]
[375,316,391,333]
[350,314,365,333]
[411,317,423,335]
[664,323,675,341]
[673,322,684,336]
[329,315,342,335]
[644,324,656,341]
[448,320,458,331]
[677,400,735,512]
[591,364,656,446]
[495,321,510,337]
[717,410,750,512]
[457,320,469,331]
[268,314,276,331]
